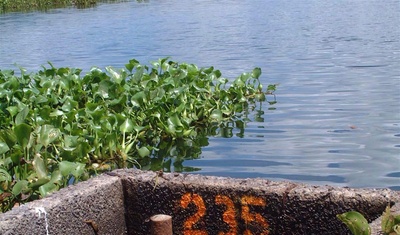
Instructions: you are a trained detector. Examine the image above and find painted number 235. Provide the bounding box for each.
[180,193,269,235]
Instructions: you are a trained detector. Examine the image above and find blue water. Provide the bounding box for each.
[1,0,399,189]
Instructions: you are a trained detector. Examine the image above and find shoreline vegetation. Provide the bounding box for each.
[0,59,277,212]
[0,0,141,14]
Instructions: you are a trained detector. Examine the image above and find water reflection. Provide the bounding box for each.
[137,109,272,173]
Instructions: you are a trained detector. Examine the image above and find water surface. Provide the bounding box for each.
[1,0,399,189]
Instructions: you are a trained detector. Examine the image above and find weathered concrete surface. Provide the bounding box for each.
[113,169,399,235]
[0,174,126,235]
[370,190,400,234]
[0,169,398,235]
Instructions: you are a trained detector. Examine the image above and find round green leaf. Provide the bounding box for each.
[59,161,85,179]
[210,109,223,122]
[38,125,60,147]
[255,93,266,102]
[137,146,150,158]
[120,118,134,133]
[252,67,262,79]
[0,142,10,155]
[59,161,76,176]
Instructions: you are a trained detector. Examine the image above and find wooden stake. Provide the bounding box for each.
[150,214,172,235]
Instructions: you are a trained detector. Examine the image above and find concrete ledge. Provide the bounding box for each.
[0,169,398,234]
[370,194,400,235]
[0,174,126,235]
[116,169,398,235]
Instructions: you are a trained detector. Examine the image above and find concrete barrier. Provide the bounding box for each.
[0,173,126,235]
[0,169,398,234]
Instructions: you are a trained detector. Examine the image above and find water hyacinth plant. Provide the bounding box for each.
[0,58,276,212]
[0,0,133,13]
[337,205,400,235]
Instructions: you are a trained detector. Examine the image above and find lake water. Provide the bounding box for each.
[0,0,399,190]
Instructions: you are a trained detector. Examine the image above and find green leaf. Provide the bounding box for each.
[59,161,85,179]
[0,169,12,182]
[12,180,29,196]
[72,162,86,179]
[168,114,183,128]
[33,155,48,179]
[0,129,16,149]
[39,181,58,197]
[63,135,79,148]
[15,106,29,125]
[105,66,123,84]
[133,125,145,133]
[132,66,144,84]
[202,66,214,74]
[49,170,63,184]
[381,205,400,234]
[255,93,266,102]
[337,211,371,235]
[75,141,91,159]
[14,123,31,149]
[29,178,50,189]
[125,59,139,73]
[61,97,78,112]
[34,94,48,104]
[0,142,10,155]
[233,78,245,87]
[251,67,262,79]
[6,106,18,117]
[267,84,277,92]
[131,91,146,108]
[49,110,64,117]
[59,161,75,177]
[137,146,150,158]
[0,88,10,100]
[120,118,135,133]
[10,150,23,165]
[97,79,114,99]
[38,125,60,147]
[210,109,223,122]
[166,114,185,136]
[5,76,19,91]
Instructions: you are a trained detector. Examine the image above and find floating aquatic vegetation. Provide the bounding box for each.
[0,58,276,212]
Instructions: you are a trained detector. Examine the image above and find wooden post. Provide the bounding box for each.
[150,214,173,235]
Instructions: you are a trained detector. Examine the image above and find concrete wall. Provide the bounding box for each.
[0,174,126,235]
[118,169,398,235]
[0,169,398,235]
